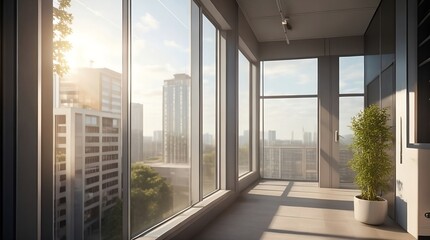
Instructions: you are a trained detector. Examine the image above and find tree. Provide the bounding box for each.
[102,198,122,240]
[53,0,73,78]
[349,105,393,200]
[131,163,172,233]
[100,164,172,238]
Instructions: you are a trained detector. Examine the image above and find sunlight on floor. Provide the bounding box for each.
[194,180,415,240]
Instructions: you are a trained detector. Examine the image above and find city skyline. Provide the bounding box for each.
[51,1,364,238]
[53,0,362,234]
[262,129,355,183]
[60,0,364,138]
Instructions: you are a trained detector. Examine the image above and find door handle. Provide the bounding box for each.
[334,130,339,142]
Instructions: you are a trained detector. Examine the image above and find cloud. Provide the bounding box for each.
[164,40,181,48]
[264,60,299,77]
[298,74,311,85]
[136,13,159,33]
[262,59,317,95]
[163,40,188,52]
[339,56,364,93]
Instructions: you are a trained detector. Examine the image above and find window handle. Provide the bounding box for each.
[334,130,339,142]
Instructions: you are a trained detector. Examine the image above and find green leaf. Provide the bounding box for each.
[53,0,73,78]
[348,105,393,201]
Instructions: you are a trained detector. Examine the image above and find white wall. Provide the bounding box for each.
[418,153,430,236]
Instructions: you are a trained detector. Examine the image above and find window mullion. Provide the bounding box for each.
[190,2,201,204]
[122,0,131,238]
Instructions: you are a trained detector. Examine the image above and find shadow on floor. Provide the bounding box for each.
[192,180,414,240]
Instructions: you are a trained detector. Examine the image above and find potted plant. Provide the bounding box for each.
[349,104,393,225]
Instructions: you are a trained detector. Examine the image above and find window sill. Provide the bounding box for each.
[238,171,259,192]
[136,190,234,240]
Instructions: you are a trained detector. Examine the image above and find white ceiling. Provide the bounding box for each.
[236,0,381,42]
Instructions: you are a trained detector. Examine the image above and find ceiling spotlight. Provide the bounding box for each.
[282,18,288,25]
[276,0,292,44]
[282,18,292,30]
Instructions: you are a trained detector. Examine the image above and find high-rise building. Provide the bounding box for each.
[303,131,312,145]
[54,68,122,240]
[58,68,121,114]
[153,130,163,157]
[131,103,144,162]
[54,108,122,240]
[162,74,191,164]
[268,130,276,143]
[263,145,317,181]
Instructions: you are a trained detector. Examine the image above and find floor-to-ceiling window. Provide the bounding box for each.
[52,0,123,239]
[202,14,218,196]
[130,0,193,235]
[238,50,251,176]
[338,56,364,184]
[52,0,224,238]
[261,59,318,181]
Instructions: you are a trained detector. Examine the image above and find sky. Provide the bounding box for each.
[131,0,192,136]
[263,58,318,96]
[201,16,217,140]
[262,56,364,140]
[238,51,250,136]
[62,0,202,136]
[62,0,122,72]
[339,56,364,136]
[61,0,364,140]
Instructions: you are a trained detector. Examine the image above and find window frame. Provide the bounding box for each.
[237,49,252,178]
[200,11,221,198]
[260,58,319,181]
[128,1,225,238]
[338,55,365,185]
[31,0,246,238]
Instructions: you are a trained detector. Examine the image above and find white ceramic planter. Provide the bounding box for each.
[353,195,387,225]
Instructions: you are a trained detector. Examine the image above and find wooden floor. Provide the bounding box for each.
[193,180,415,240]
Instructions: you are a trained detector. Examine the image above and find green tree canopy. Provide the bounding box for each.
[102,198,122,240]
[131,163,172,234]
[53,0,73,78]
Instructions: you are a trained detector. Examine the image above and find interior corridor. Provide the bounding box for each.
[193,181,414,240]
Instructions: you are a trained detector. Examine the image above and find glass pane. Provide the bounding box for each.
[263,98,318,181]
[339,56,364,94]
[131,0,191,235]
[339,97,364,183]
[260,98,264,176]
[202,15,217,196]
[263,59,317,96]
[238,51,250,176]
[53,0,123,239]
